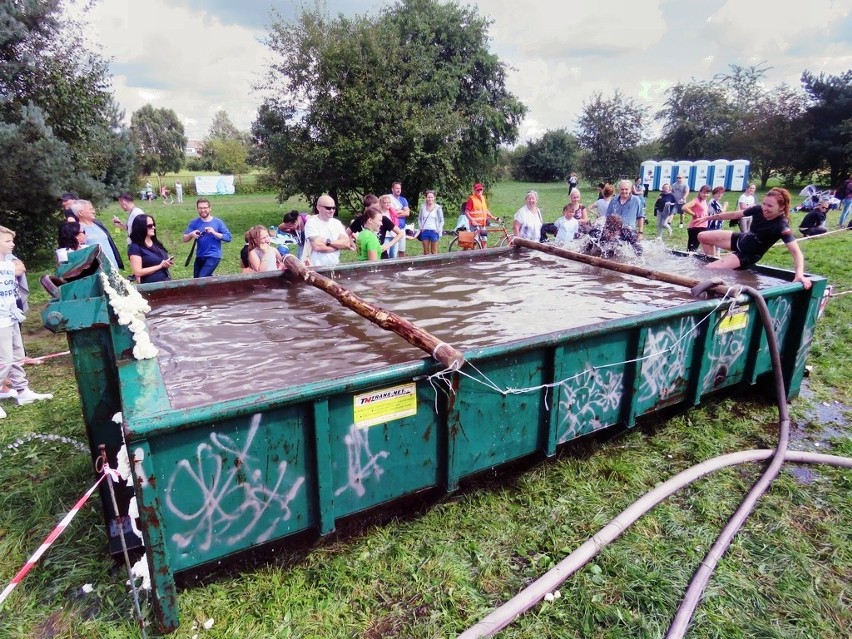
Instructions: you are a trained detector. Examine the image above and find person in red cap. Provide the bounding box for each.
[464,183,497,240]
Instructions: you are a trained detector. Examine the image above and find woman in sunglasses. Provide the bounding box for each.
[57,221,87,252]
[128,215,173,284]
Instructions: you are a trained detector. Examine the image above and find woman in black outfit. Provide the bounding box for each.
[128,215,173,283]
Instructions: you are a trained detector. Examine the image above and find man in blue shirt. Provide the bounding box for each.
[182,198,232,277]
[606,180,645,234]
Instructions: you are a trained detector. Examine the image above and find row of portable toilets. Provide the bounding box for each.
[639,159,751,192]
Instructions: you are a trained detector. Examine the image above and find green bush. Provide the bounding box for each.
[185,157,211,172]
[234,180,278,195]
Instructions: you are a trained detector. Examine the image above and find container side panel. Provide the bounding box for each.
[450,350,547,479]
[67,329,140,554]
[634,316,698,413]
[700,305,754,394]
[131,440,180,634]
[749,293,794,381]
[144,407,315,572]
[553,332,631,443]
[786,281,827,398]
[329,381,441,516]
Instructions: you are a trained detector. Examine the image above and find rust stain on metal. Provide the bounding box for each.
[139,505,160,527]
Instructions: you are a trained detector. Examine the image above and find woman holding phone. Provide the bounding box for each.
[128,214,173,283]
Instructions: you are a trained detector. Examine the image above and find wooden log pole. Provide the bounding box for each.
[511,238,733,298]
[282,255,465,370]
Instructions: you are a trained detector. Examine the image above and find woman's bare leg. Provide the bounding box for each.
[697,230,734,251]
[706,252,742,270]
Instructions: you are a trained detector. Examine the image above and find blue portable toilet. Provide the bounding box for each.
[640,160,659,191]
[693,160,711,189]
[709,159,729,188]
[658,160,674,188]
[729,159,750,191]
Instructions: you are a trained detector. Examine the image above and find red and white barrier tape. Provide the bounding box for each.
[24,350,71,365]
[0,463,121,606]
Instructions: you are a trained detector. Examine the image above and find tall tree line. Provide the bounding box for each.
[0,0,135,258]
[572,64,850,188]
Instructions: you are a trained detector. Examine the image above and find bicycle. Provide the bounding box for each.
[447,220,513,251]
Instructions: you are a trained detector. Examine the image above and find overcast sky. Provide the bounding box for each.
[77,0,851,143]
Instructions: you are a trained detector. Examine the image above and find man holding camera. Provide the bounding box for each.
[182,198,232,277]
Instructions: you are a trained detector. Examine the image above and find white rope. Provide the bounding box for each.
[768,225,850,248]
[427,287,740,402]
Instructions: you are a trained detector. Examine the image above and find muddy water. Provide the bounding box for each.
[146,249,789,408]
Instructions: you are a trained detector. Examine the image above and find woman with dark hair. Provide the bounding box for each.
[58,221,86,251]
[356,207,385,261]
[417,190,444,255]
[682,185,712,255]
[348,203,403,259]
[128,215,173,284]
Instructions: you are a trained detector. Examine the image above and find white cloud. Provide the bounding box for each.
[705,0,850,57]
[82,1,266,139]
[67,0,852,147]
[486,0,669,56]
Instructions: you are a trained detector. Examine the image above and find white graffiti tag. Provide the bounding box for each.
[770,297,792,338]
[165,414,305,552]
[637,318,695,404]
[334,424,390,498]
[701,318,748,393]
[558,367,624,443]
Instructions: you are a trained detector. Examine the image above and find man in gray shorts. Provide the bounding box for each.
[671,174,690,229]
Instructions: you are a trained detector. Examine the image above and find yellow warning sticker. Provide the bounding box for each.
[718,304,749,334]
[353,383,417,428]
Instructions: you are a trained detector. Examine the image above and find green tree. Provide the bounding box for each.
[203,110,250,175]
[714,62,770,112]
[657,81,735,159]
[205,138,249,175]
[0,0,135,257]
[798,70,852,185]
[575,91,648,183]
[131,105,187,182]
[206,110,244,143]
[253,0,525,211]
[0,106,73,257]
[715,65,810,187]
[656,65,809,187]
[512,129,579,182]
[740,84,806,188]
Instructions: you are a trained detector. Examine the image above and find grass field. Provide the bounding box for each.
[0,183,849,638]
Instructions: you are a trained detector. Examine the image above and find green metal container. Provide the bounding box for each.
[42,244,827,633]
